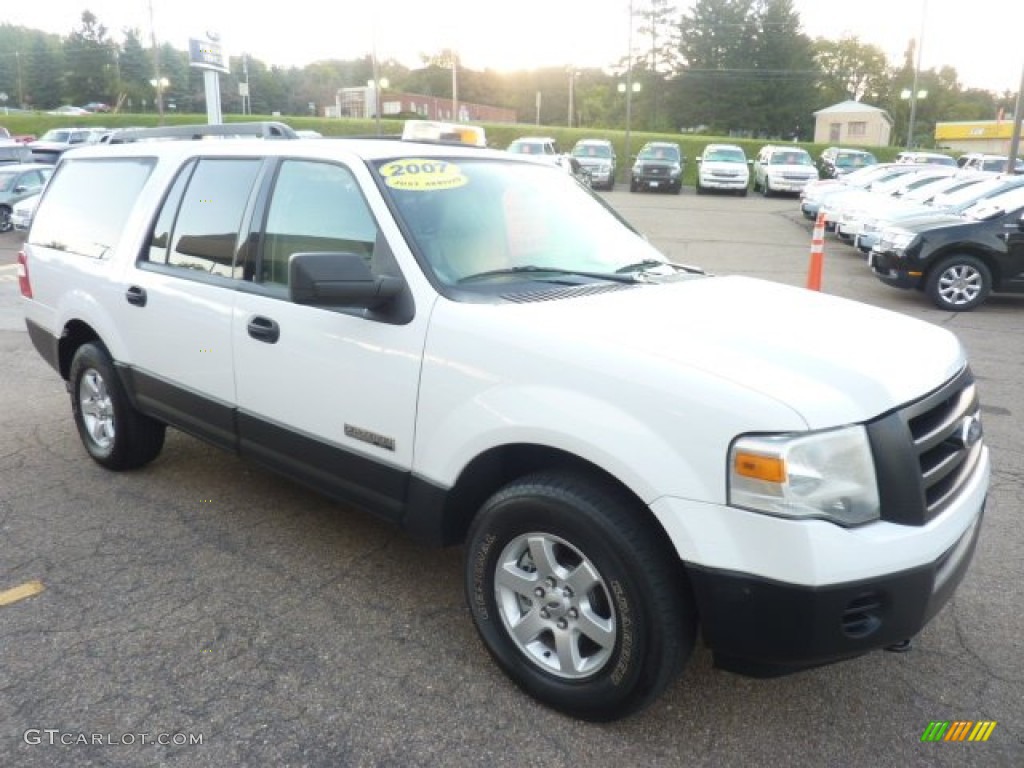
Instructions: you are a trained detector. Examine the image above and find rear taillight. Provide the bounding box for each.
[17,250,32,298]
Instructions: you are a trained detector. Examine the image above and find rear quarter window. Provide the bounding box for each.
[29,157,156,259]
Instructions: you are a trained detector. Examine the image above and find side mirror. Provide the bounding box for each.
[288,252,404,309]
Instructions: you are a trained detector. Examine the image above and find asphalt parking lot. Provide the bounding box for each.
[0,187,1021,768]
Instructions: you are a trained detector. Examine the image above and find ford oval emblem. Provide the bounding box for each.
[959,415,983,448]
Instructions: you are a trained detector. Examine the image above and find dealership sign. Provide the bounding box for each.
[188,33,229,74]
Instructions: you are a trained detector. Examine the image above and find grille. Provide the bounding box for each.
[868,367,983,526]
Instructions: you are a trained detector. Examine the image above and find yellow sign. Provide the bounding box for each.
[380,159,468,191]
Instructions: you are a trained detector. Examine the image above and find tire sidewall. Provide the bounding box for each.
[465,482,679,719]
[927,255,991,311]
[70,343,122,464]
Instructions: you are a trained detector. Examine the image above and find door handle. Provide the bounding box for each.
[125,285,147,306]
[247,315,280,344]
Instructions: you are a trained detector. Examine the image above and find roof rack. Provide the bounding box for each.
[105,121,299,144]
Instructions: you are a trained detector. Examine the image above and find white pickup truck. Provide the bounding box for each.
[18,122,989,721]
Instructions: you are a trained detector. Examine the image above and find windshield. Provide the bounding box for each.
[376,157,666,286]
[0,172,21,192]
[704,147,745,163]
[770,151,813,166]
[39,129,71,143]
[836,151,876,169]
[638,145,679,162]
[961,185,1024,221]
[573,144,612,159]
[935,177,1019,208]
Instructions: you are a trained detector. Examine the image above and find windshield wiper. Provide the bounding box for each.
[614,259,705,275]
[457,265,639,285]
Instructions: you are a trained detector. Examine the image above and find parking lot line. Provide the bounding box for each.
[0,580,45,606]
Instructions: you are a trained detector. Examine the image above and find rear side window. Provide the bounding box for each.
[29,157,155,259]
[145,157,262,278]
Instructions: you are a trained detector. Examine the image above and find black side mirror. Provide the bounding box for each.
[289,252,404,309]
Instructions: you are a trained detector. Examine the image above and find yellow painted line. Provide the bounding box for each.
[0,580,45,606]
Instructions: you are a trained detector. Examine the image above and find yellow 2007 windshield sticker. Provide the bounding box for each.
[380,159,468,191]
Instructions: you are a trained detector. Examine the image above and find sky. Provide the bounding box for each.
[3,1,1021,95]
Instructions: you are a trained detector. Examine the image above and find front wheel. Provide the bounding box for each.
[464,471,695,721]
[924,254,992,311]
[70,342,166,469]
[0,205,12,233]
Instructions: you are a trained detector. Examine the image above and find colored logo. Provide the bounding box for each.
[921,721,997,742]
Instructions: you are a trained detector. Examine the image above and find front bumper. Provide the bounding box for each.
[689,502,984,676]
[868,248,921,289]
[700,175,747,191]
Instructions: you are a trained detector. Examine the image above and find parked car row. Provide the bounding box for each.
[802,162,1024,311]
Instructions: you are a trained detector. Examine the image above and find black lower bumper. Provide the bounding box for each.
[687,507,983,677]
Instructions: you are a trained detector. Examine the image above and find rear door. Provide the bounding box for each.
[115,156,265,449]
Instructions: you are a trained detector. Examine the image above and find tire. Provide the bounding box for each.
[464,471,695,721]
[924,254,992,311]
[738,187,748,197]
[695,181,704,195]
[0,205,12,234]
[672,182,682,195]
[762,177,772,197]
[69,342,166,470]
[629,180,638,193]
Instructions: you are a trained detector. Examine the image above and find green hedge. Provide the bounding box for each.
[1,111,903,186]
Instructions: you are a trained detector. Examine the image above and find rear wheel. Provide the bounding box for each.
[70,342,166,469]
[464,471,695,721]
[925,254,992,311]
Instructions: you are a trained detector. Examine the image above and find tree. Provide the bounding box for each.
[749,0,817,139]
[24,33,64,109]
[117,29,152,113]
[675,0,762,132]
[64,11,117,105]
[812,36,889,105]
[632,1,681,132]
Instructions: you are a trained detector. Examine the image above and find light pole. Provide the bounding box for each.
[623,0,637,166]
[1007,62,1024,173]
[906,0,928,148]
[368,77,389,134]
[618,81,641,167]
[568,70,579,127]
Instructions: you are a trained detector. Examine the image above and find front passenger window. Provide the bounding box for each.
[261,160,379,287]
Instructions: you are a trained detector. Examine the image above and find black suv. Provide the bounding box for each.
[869,185,1024,310]
[630,142,684,194]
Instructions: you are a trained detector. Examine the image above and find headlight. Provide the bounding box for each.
[728,426,879,526]
[881,228,918,252]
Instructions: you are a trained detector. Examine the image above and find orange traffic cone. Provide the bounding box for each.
[806,210,825,291]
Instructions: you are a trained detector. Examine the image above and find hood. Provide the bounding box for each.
[453,275,965,429]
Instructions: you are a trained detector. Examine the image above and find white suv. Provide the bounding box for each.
[18,121,989,722]
[752,145,819,196]
[696,143,750,195]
